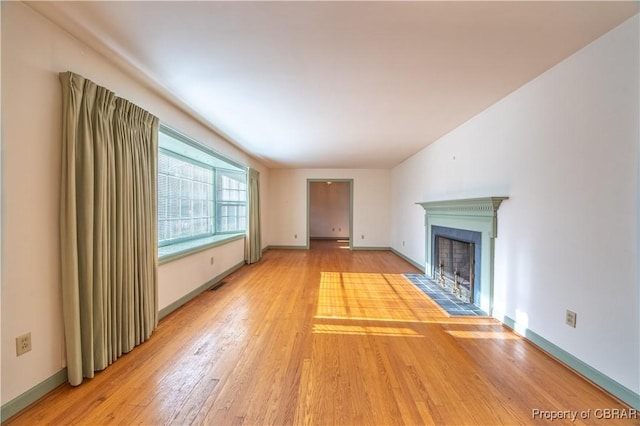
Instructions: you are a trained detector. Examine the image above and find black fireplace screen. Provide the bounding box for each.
[436,236,475,303]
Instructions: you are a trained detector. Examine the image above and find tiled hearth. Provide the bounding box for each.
[405,274,487,316]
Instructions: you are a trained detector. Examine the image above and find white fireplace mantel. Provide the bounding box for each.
[417,197,508,315]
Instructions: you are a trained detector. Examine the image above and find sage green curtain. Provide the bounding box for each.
[59,71,158,386]
[245,168,262,264]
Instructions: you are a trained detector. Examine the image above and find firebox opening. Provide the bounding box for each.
[431,226,482,306]
[435,236,475,303]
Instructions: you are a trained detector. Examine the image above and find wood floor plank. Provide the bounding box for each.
[4,239,638,425]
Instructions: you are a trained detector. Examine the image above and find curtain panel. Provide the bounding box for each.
[245,168,262,264]
[59,71,159,386]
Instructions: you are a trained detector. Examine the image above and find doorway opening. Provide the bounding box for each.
[307,179,353,250]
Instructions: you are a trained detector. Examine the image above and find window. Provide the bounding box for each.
[158,126,247,258]
[216,170,247,233]
[158,150,214,245]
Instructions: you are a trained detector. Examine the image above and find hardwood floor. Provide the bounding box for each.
[5,240,637,425]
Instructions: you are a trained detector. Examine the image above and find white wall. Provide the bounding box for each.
[269,169,390,248]
[391,16,639,394]
[158,239,245,310]
[1,2,269,404]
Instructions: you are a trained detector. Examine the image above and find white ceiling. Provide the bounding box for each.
[28,1,638,169]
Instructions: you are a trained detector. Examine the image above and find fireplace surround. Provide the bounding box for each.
[417,197,508,315]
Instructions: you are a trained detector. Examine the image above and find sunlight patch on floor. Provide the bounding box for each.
[312,323,422,337]
[316,271,427,322]
[314,271,509,342]
[444,330,519,340]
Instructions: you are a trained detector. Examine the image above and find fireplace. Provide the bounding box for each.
[434,230,480,304]
[417,197,507,314]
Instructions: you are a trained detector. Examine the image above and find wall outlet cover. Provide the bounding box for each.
[565,310,577,328]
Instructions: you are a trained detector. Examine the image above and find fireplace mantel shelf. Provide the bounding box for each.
[417,197,508,215]
[417,197,508,237]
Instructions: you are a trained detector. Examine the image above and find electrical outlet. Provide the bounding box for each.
[16,333,32,356]
[565,310,577,328]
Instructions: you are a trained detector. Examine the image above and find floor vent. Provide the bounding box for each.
[210,281,227,291]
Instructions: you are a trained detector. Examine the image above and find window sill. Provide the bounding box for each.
[158,233,245,265]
